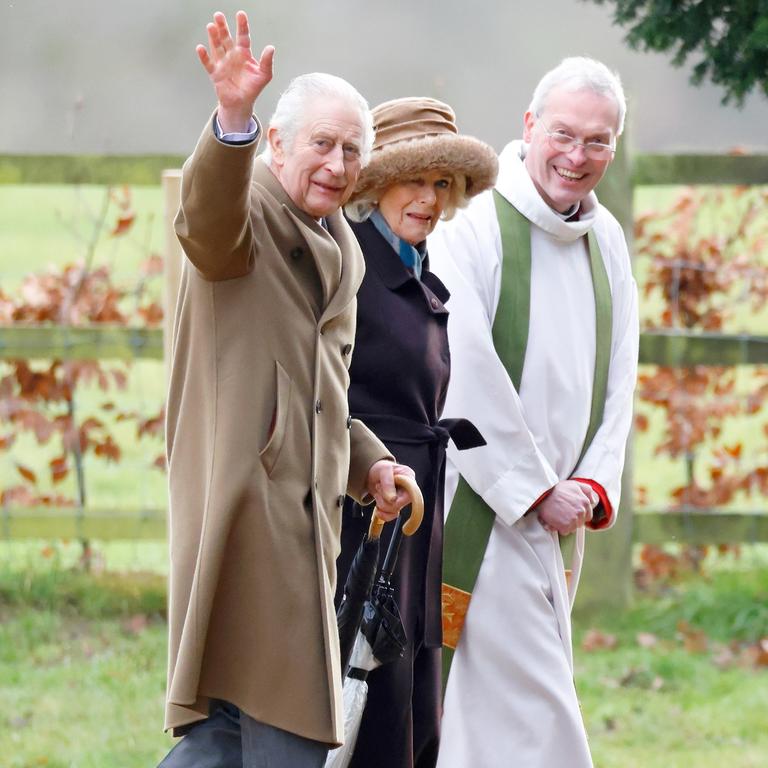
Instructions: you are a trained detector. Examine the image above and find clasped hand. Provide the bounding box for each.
[536,479,598,535]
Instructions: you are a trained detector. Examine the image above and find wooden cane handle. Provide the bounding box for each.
[368,474,424,540]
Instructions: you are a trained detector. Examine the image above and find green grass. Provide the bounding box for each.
[0,543,766,766]
[0,184,165,291]
[579,650,768,767]
[574,563,768,767]
[0,548,174,766]
[0,609,175,767]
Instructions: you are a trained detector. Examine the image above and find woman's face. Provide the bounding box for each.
[377,170,453,245]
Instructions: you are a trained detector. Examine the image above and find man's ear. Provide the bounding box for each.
[523,111,536,144]
[267,127,284,166]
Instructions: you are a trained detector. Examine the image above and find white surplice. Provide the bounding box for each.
[428,141,639,768]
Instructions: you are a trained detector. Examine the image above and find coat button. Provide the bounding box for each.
[346,415,352,429]
[290,246,304,261]
[336,495,345,508]
[342,343,352,355]
[315,399,322,413]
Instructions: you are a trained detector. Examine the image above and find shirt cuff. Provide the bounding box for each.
[526,486,553,515]
[481,462,558,527]
[572,477,613,529]
[214,114,260,145]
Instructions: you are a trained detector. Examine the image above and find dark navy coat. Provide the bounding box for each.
[335,218,482,768]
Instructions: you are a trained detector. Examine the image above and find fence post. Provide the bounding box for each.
[573,132,635,616]
[162,170,183,378]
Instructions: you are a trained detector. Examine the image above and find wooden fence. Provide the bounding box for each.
[1,151,767,609]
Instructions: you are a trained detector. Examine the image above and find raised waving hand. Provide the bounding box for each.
[197,11,275,133]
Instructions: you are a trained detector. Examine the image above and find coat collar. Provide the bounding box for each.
[354,218,413,290]
[350,218,450,307]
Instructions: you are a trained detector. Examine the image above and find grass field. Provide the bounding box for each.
[0,184,165,291]
[0,542,766,767]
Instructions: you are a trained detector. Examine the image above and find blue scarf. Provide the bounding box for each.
[370,210,426,280]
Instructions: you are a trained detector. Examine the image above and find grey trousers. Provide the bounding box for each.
[158,701,329,768]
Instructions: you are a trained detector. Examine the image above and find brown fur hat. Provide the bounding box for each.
[348,97,498,207]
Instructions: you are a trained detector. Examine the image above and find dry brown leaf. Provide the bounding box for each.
[122,614,149,636]
[582,629,618,652]
[16,463,37,484]
[677,620,709,654]
[636,632,659,649]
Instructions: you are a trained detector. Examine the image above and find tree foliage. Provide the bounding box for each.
[586,0,768,105]
[632,184,768,581]
[0,187,165,512]
[635,184,768,511]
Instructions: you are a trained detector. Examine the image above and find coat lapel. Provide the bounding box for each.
[284,210,342,308]
[320,209,365,323]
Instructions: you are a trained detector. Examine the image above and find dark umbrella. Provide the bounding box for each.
[328,475,423,768]
[336,474,424,675]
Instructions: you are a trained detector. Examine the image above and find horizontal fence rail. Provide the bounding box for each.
[0,326,163,360]
[0,154,186,186]
[4,153,766,187]
[639,330,768,366]
[1,508,765,543]
[632,154,768,186]
[1,506,166,540]
[634,510,768,545]
[4,327,767,366]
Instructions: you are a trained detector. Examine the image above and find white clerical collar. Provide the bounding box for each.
[555,202,581,220]
[495,140,598,243]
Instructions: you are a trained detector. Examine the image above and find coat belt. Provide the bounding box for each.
[351,413,485,452]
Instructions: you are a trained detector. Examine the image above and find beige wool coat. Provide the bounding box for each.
[164,119,391,746]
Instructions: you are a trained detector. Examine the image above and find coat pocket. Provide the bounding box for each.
[259,360,293,477]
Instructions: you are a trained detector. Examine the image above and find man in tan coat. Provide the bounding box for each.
[159,11,416,767]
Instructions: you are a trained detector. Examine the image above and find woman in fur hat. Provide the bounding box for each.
[335,97,497,768]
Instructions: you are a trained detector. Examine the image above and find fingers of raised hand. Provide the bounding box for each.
[196,44,214,74]
[235,10,251,50]
[257,45,275,78]
[205,15,233,62]
[214,12,235,51]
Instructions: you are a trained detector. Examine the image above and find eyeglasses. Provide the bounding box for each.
[539,120,615,159]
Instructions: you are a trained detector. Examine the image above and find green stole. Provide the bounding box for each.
[440,191,613,688]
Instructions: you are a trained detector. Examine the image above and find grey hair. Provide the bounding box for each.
[345,172,468,224]
[261,72,375,166]
[528,57,626,136]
